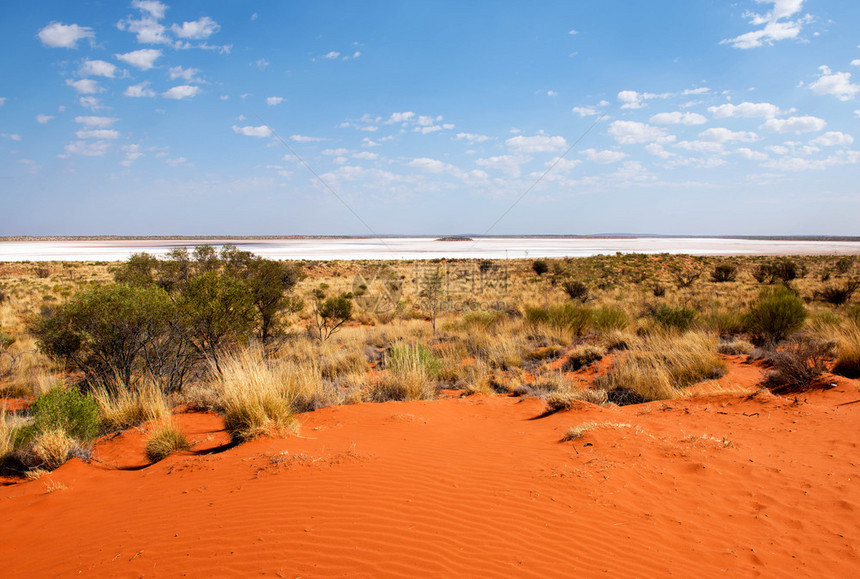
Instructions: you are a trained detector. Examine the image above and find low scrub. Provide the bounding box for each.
[718,339,755,356]
[92,377,170,431]
[744,286,807,344]
[561,344,606,371]
[833,323,860,379]
[762,339,831,394]
[366,342,439,402]
[145,421,191,462]
[597,333,725,403]
[646,304,697,332]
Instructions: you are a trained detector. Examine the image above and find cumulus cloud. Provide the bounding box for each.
[617,90,669,109]
[172,16,220,39]
[163,85,199,99]
[649,111,707,125]
[581,149,627,164]
[809,66,860,101]
[608,120,675,145]
[736,147,769,161]
[475,155,529,178]
[810,131,854,146]
[455,132,491,143]
[266,96,284,106]
[38,22,94,48]
[407,157,448,173]
[572,106,599,117]
[36,114,55,124]
[66,79,102,94]
[75,116,118,127]
[64,140,110,156]
[124,82,156,97]
[121,144,144,166]
[116,49,162,70]
[75,129,120,140]
[290,135,326,142]
[721,0,810,49]
[168,66,202,82]
[352,151,378,160]
[698,128,758,143]
[232,125,272,138]
[708,101,783,118]
[506,135,567,153]
[116,1,170,44]
[80,60,119,78]
[134,0,167,19]
[761,115,826,133]
[322,51,340,59]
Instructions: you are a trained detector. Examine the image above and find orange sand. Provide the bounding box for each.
[1,363,859,577]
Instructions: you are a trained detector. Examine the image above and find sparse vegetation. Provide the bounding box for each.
[145,421,191,462]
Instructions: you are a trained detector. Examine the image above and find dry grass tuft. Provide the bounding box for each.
[833,323,860,379]
[718,338,755,356]
[31,428,77,470]
[561,421,633,441]
[145,421,191,462]
[562,344,606,372]
[92,377,170,431]
[598,332,726,403]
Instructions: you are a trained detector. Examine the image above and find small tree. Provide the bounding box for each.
[420,267,445,336]
[314,293,353,341]
[243,258,303,342]
[711,263,738,283]
[532,260,549,276]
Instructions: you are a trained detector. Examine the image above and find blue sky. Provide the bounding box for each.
[1,0,859,236]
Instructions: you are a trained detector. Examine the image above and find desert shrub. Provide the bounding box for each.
[366,343,439,402]
[532,260,549,276]
[833,323,860,378]
[31,429,80,470]
[591,306,630,332]
[313,293,353,341]
[525,304,592,338]
[562,280,589,302]
[460,310,506,331]
[652,284,666,297]
[112,252,160,287]
[816,280,859,306]
[145,422,191,462]
[752,263,774,284]
[647,304,697,332]
[711,263,738,283]
[836,256,854,275]
[562,344,606,372]
[386,342,442,379]
[718,339,755,356]
[849,305,860,325]
[772,259,800,283]
[703,308,746,337]
[671,267,702,289]
[744,286,807,344]
[28,386,100,443]
[762,339,830,394]
[545,388,608,412]
[524,345,564,362]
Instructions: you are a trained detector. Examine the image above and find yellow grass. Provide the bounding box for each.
[145,420,191,462]
[92,376,171,431]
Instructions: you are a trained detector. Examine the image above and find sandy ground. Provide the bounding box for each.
[2,237,860,261]
[1,358,859,577]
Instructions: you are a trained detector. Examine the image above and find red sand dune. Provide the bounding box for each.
[1,363,859,577]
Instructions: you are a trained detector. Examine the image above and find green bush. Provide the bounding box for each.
[744,286,807,343]
[711,263,738,283]
[532,260,549,276]
[591,306,630,332]
[26,387,100,444]
[647,304,697,331]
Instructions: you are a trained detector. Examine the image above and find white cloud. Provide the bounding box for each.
[810,131,854,146]
[506,134,568,153]
[64,140,110,156]
[66,79,102,94]
[408,157,448,173]
[116,49,162,70]
[608,120,675,144]
[763,150,860,171]
[322,148,349,155]
[38,22,94,48]
[254,58,269,70]
[36,114,55,124]
[568,29,578,35]
[455,132,491,143]
[79,96,102,110]
[290,135,325,142]
[117,16,168,44]
[163,85,200,99]
[352,151,378,160]
[581,148,627,164]
[322,51,340,59]
[133,0,167,19]
[572,106,599,117]
[618,90,670,109]
[0,98,5,106]
[232,125,272,138]
[266,96,284,106]
[80,60,118,78]
[809,66,860,101]
[165,157,189,167]
[1,133,22,141]
[676,140,726,154]
[121,144,143,166]
[649,111,707,125]
[76,129,120,140]
[698,128,758,143]
[645,143,675,159]
[172,17,220,39]
[168,66,202,82]
[75,116,117,127]
[124,81,156,97]
[736,147,769,161]
[682,87,711,95]
[475,155,529,178]
[761,115,826,133]
[721,0,810,49]
[708,101,783,118]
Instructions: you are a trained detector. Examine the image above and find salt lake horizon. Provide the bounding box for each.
[2,236,860,262]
